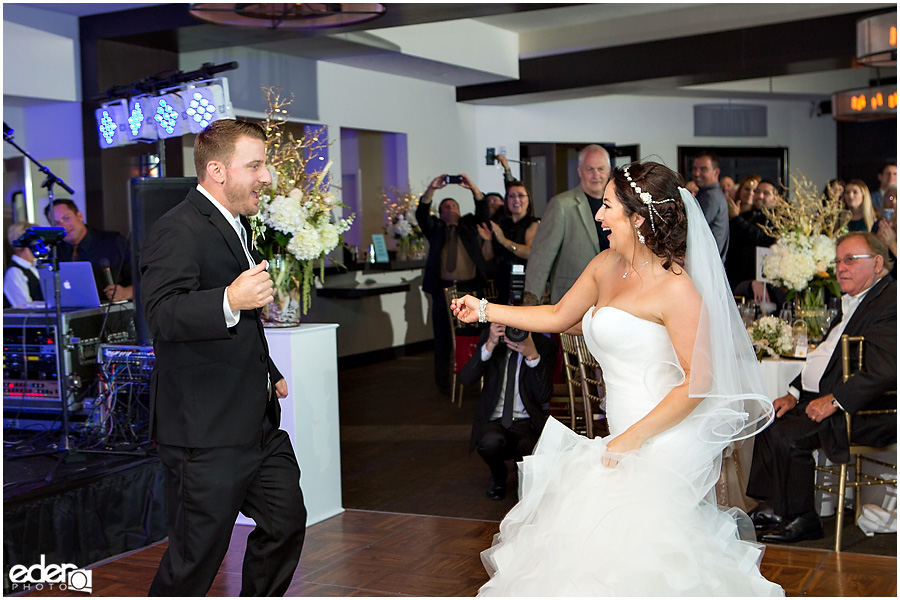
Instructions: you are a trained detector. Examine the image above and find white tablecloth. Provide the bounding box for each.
[759,357,805,400]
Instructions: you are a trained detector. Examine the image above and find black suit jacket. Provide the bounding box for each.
[460,328,557,452]
[415,197,490,295]
[140,188,283,448]
[792,275,896,463]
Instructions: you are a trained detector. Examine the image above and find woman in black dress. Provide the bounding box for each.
[478,181,540,304]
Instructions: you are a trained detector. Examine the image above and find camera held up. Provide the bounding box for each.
[504,264,529,343]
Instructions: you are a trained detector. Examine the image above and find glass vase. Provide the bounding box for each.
[396,237,409,262]
[793,286,827,344]
[261,254,302,327]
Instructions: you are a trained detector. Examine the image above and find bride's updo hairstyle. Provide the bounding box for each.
[611,161,688,270]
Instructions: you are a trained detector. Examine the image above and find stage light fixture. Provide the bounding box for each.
[127,96,158,141]
[177,82,234,134]
[95,100,128,148]
[153,94,185,138]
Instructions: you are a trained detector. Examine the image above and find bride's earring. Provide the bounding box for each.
[635,225,645,245]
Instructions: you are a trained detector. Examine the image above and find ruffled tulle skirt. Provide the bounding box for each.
[478,418,784,596]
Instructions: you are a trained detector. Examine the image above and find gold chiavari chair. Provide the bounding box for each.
[572,335,609,439]
[444,285,481,407]
[558,333,584,433]
[814,334,897,552]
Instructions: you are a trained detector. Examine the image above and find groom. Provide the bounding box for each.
[141,119,306,595]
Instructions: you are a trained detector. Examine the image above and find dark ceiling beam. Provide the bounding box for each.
[457,10,873,103]
[81,3,575,54]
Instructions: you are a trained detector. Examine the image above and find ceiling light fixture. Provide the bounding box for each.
[189,3,387,30]
[832,11,897,121]
[857,11,896,67]
[832,84,897,121]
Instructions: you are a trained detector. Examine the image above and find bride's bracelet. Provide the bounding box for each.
[478,297,489,323]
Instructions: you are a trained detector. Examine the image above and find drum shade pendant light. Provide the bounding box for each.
[857,11,896,67]
[189,3,387,30]
[832,11,896,121]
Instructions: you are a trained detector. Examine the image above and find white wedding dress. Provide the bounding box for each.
[478,306,784,596]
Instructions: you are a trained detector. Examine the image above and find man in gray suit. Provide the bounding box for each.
[523,144,611,304]
[692,150,729,260]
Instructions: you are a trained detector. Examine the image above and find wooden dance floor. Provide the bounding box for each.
[16,509,896,597]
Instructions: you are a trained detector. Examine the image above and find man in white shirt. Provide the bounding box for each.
[747,233,897,543]
[4,222,43,308]
[460,323,556,500]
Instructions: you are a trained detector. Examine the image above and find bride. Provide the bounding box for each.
[451,162,784,596]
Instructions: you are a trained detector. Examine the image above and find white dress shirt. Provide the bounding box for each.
[4,254,41,307]
[481,345,541,421]
[196,184,256,328]
[790,282,876,401]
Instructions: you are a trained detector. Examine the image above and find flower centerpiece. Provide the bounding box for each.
[758,170,847,342]
[382,186,424,261]
[250,87,354,326]
[747,315,794,360]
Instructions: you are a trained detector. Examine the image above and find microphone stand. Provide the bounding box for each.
[3,126,75,206]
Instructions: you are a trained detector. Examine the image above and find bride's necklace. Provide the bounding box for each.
[622,260,651,279]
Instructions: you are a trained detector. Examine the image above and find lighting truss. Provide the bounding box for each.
[96,77,234,148]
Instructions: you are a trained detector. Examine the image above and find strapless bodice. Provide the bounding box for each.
[582,306,684,437]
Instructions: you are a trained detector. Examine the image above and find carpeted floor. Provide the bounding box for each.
[338,349,897,557]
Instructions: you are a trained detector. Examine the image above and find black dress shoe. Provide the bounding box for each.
[486,477,506,501]
[749,506,783,530]
[760,514,825,544]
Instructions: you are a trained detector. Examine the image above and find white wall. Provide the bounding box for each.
[471,94,837,196]
[2,5,86,218]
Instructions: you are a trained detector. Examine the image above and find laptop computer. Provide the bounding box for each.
[38,261,102,309]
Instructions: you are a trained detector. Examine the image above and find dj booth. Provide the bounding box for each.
[2,302,152,440]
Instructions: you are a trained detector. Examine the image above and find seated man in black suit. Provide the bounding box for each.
[460,322,556,500]
[747,232,897,543]
[46,198,133,301]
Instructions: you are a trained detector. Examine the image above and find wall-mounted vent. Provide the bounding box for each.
[694,104,767,137]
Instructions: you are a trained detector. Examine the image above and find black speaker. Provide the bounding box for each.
[129,177,197,344]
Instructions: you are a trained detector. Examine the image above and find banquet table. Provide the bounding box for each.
[759,356,805,401]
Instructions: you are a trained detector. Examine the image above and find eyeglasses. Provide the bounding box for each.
[834,254,876,266]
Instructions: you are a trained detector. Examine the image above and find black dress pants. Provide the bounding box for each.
[477,419,539,486]
[746,404,821,520]
[149,418,306,596]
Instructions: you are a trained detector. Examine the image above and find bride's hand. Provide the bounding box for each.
[450,294,481,323]
[602,432,642,468]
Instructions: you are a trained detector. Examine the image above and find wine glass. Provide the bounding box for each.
[778,307,793,324]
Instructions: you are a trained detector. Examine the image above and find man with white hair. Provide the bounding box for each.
[523,144,611,304]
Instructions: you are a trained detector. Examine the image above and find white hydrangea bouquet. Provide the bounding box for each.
[382,186,424,259]
[747,315,794,360]
[758,170,847,341]
[251,87,354,323]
